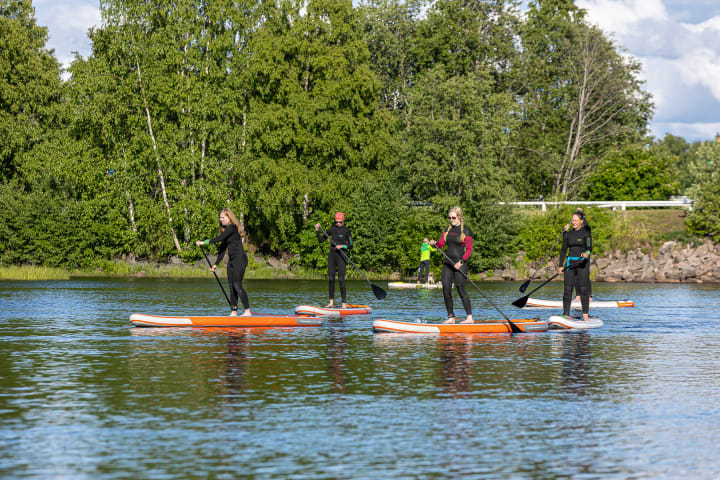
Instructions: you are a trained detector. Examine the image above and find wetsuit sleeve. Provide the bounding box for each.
[558,233,568,268]
[344,229,353,250]
[317,226,331,244]
[207,227,235,265]
[462,235,473,261]
[436,233,446,249]
[585,232,593,256]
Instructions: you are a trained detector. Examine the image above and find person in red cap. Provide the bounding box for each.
[315,212,353,308]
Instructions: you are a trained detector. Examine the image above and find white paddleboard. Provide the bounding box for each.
[548,315,604,330]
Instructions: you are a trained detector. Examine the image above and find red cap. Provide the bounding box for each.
[334,212,345,221]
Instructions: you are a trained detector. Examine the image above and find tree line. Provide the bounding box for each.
[2,0,719,275]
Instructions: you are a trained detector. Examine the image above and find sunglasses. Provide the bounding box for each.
[448,216,457,220]
[336,220,344,223]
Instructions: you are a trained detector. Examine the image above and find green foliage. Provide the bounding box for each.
[686,143,720,241]
[585,146,680,200]
[1,0,677,273]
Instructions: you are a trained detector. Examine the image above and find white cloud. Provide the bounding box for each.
[576,0,720,141]
[33,1,100,70]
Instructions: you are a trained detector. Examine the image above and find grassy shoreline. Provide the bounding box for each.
[1,209,693,282]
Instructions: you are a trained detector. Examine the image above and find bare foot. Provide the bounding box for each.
[240,309,252,317]
[460,316,474,324]
[229,310,238,317]
[341,303,348,308]
[443,317,457,324]
[325,302,334,308]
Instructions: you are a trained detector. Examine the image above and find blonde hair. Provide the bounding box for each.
[219,208,245,236]
[443,206,465,242]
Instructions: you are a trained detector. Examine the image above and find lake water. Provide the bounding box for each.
[1,278,719,479]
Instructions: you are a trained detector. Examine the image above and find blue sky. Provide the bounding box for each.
[32,0,720,143]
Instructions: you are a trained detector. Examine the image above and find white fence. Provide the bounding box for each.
[500,199,694,211]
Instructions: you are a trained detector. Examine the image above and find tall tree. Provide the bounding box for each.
[0,0,62,182]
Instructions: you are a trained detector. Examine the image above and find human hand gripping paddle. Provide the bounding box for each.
[433,245,521,334]
[317,225,387,300]
[512,262,583,308]
[519,228,565,293]
[198,244,232,308]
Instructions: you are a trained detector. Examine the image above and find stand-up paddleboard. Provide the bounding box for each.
[130,313,323,327]
[548,315,604,330]
[373,318,547,334]
[388,282,442,289]
[295,304,372,316]
[523,298,634,309]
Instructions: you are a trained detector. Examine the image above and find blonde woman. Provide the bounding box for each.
[196,208,251,316]
[430,207,474,323]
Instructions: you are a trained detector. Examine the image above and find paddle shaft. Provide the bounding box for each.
[513,262,581,308]
[520,229,565,292]
[432,243,520,333]
[199,244,232,308]
[317,225,386,300]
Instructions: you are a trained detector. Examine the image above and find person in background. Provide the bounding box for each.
[315,212,353,308]
[430,206,473,324]
[196,208,251,317]
[417,237,435,284]
[558,211,593,322]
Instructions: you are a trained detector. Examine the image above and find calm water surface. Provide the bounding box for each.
[1,278,719,479]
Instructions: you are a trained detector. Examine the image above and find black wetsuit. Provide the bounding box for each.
[558,226,592,315]
[436,224,473,318]
[208,224,249,312]
[317,226,353,303]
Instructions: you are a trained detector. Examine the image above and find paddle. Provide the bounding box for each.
[317,225,387,300]
[432,244,521,334]
[519,228,565,293]
[512,262,583,308]
[199,244,232,308]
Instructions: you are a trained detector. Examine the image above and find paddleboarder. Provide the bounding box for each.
[417,238,435,284]
[196,208,251,317]
[564,207,593,302]
[430,206,473,324]
[315,212,353,308]
[558,211,593,322]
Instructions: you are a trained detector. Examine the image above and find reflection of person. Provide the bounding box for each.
[558,212,592,321]
[417,237,435,284]
[196,208,251,317]
[315,212,353,308]
[430,206,473,324]
[427,272,436,285]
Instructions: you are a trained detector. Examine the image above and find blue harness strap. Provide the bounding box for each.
[566,256,582,268]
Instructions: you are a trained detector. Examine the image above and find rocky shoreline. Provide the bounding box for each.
[487,240,720,284]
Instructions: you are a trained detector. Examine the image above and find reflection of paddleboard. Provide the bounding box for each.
[387,282,442,289]
[524,298,634,309]
[373,318,547,334]
[548,315,604,330]
[294,304,372,316]
[130,313,322,327]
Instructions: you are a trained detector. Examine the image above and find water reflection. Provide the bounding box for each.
[326,325,346,393]
[437,336,474,397]
[556,332,591,396]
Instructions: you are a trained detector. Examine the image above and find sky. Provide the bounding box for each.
[31,0,720,143]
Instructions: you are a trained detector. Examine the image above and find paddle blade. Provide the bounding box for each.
[372,284,387,300]
[519,280,530,293]
[512,295,529,308]
[507,320,523,334]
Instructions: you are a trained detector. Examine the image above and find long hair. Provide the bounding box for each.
[219,208,244,236]
[443,206,465,242]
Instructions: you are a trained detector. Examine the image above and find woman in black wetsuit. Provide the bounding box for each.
[315,212,353,308]
[558,211,592,321]
[430,206,473,324]
[196,208,251,317]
